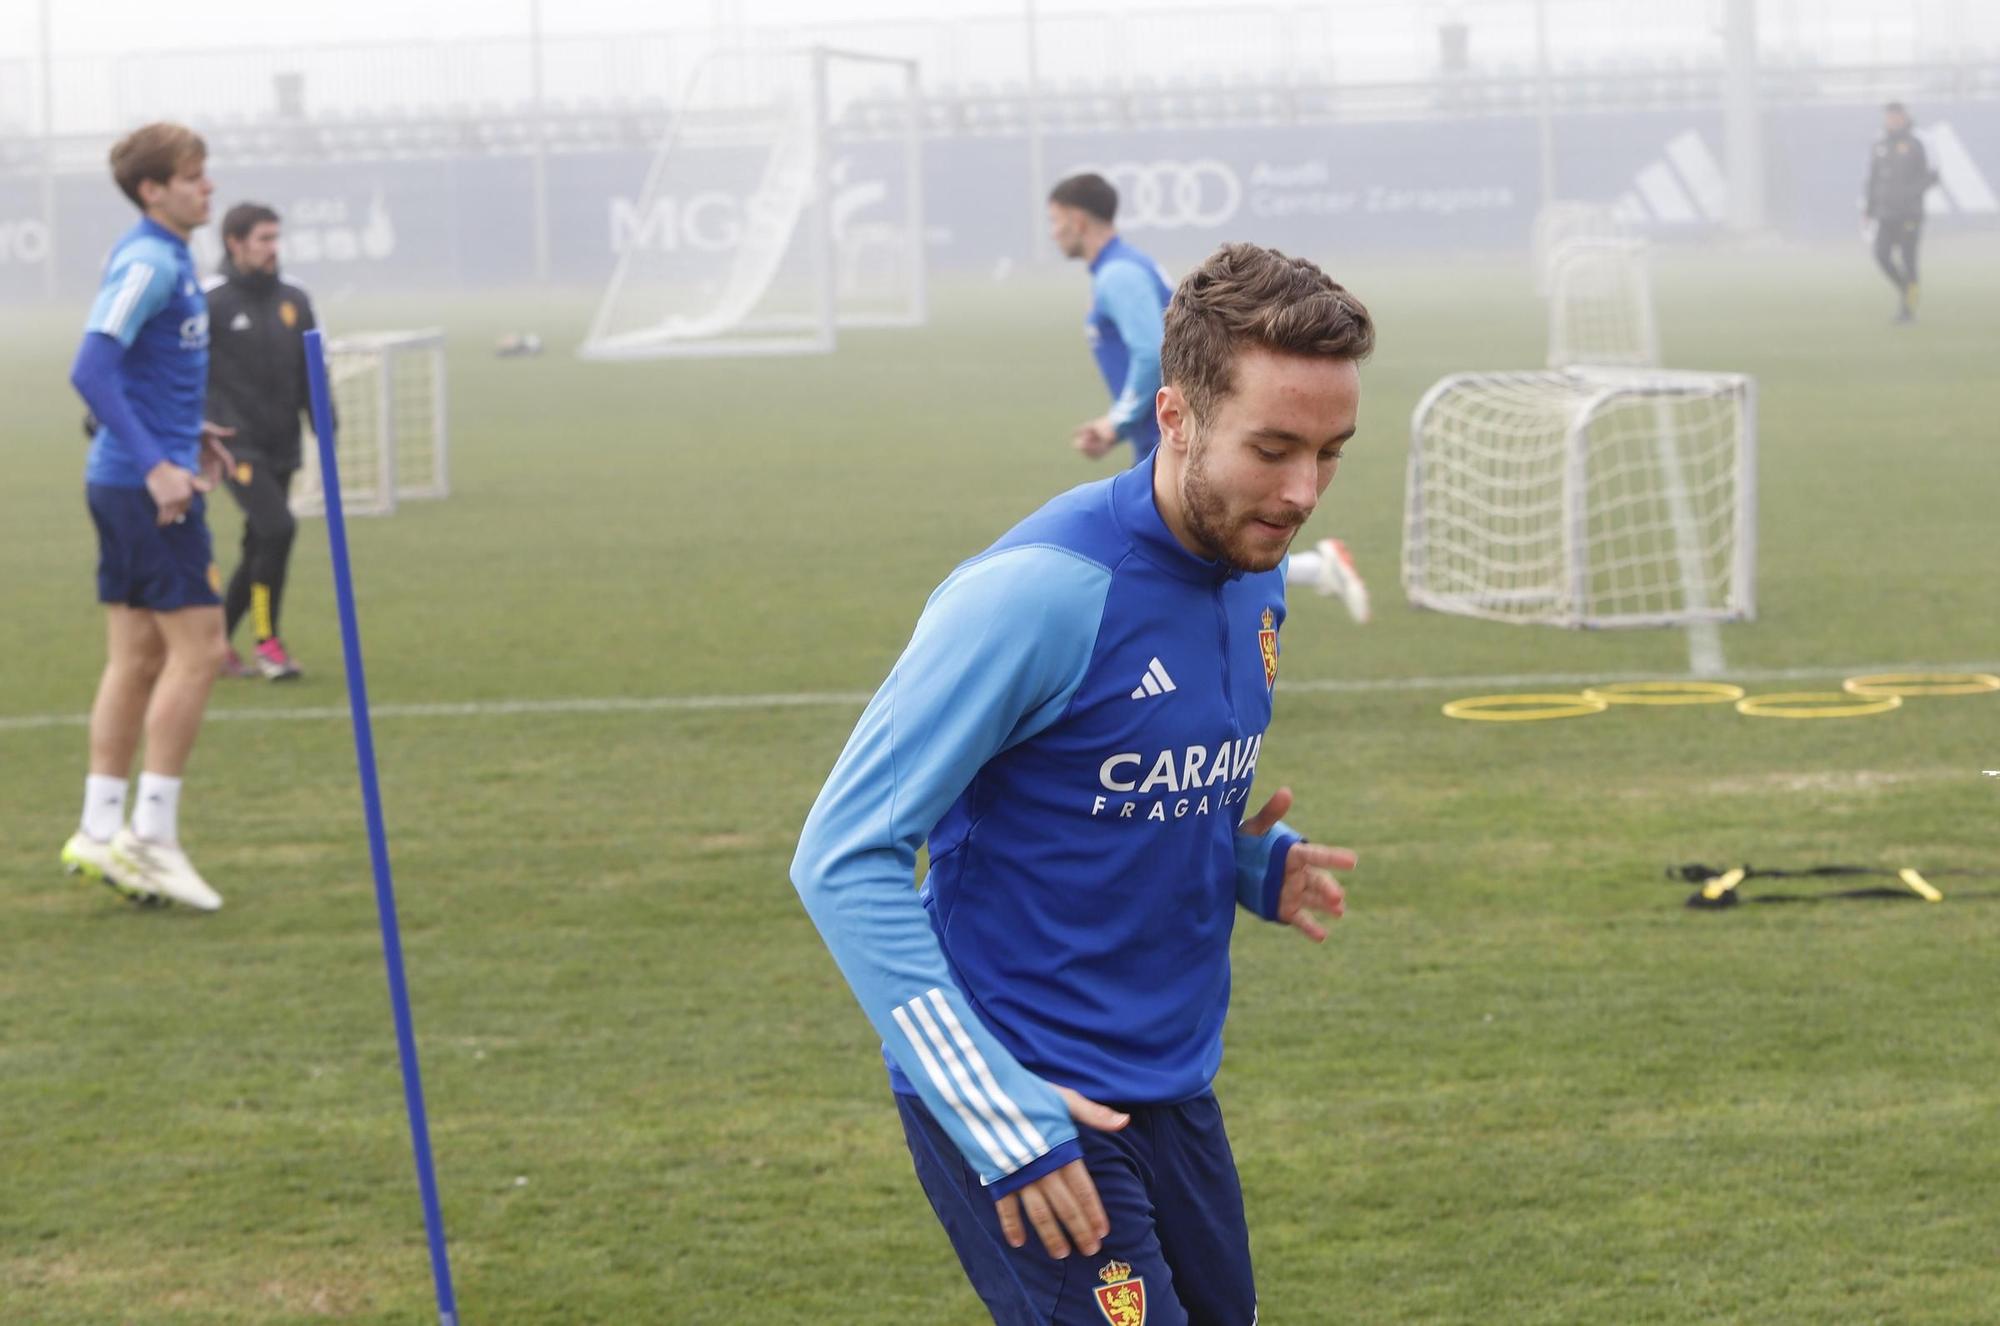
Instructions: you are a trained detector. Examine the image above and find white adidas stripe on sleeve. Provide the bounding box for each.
[906,994,1036,1168]
[925,988,1049,1154]
[891,1002,1014,1172]
[102,261,157,339]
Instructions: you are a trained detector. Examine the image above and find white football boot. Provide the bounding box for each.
[1314,537,1372,624]
[110,828,223,912]
[62,830,162,904]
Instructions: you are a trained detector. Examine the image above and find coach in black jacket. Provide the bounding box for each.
[206,202,318,680]
[1864,102,1939,323]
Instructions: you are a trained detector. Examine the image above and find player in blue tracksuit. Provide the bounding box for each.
[1046,171,1377,628]
[1048,173,1175,467]
[794,243,1375,1325]
[59,123,236,912]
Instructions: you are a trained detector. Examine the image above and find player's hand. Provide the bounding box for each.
[993,1086,1126,1259]
[196,422,237,492]
[1072,416,1118,460]
[145,460,198,526]
[1242,786,1354,943]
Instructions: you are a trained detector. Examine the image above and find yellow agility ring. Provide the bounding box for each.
[1735,691,1903,719]
[1442,693,1610,722]
[1583,681,1746,706]
[1843,672,2000,698]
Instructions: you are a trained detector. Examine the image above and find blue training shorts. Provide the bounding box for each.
[897,1090,1258,1325]
[87,484,221,612]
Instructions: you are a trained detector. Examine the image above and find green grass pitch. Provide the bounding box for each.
[2,237,1997,1323]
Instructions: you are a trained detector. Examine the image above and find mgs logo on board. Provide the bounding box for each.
[608,156,894,255]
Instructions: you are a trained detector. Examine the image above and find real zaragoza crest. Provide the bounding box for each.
[1258,606,1279,691]
[1093,1259,1146,1325]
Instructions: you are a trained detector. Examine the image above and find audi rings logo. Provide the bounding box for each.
[1073,159,1243,231]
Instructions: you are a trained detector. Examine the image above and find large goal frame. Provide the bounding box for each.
[579,46,926,360]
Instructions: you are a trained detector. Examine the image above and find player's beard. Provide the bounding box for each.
[1181,433,1307,573]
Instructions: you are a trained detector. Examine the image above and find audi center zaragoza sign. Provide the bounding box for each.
[1064,159,1246,230]
[1059,156,1519,234]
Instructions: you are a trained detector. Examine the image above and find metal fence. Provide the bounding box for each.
[9,59,2000,178]
[6,0,2000,142]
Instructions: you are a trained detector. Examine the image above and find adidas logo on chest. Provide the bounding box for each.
[1130,657,1176,700]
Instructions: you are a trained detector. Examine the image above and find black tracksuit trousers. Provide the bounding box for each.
[222,456,298,642]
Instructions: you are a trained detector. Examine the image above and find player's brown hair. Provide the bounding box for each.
[1048,172,1118,223]
[109,123,206,210]
[1161,242,1374,425]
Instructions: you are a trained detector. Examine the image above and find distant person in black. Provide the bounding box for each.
[1864,101,1939,323]
[205,202,318,679]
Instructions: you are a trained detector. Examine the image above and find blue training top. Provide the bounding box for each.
[791,455,1302,1197]
[81,217,209,488]
[1087,236,1174,465]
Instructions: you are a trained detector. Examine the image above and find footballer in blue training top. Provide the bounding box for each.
[1047,171,1378,631]
[794,242,1374,1325]
[60,123,237,913]
[1048,172,1175,467]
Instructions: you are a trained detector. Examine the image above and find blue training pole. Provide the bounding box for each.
[304,329,460,1326]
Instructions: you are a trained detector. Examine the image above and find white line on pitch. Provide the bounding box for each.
[0,691,875,733]
[1278,659,2000,695]
[4,660,1997,734]
[1685,621,1727,678]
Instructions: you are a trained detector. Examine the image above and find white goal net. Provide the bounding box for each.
[1530,200,1628,296]
[580,46,926,360]
[1546,237,1658,369]
[1403,368,1756,629]
[294,329,449,518]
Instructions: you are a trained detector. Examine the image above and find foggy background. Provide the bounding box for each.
[3,0,1997,301]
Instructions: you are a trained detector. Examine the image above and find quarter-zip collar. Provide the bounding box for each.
[137,215,189,254]
[1088,234,1135,275]
[1110,450,1245,586]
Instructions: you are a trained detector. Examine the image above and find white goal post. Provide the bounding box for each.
[580,45,927,360]
[292,329,449,519]
[1403,368,1757,629]
[1530,200,1628,296]
[1546,236,1659,369]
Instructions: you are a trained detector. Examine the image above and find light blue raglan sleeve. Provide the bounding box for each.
[74,240,183,474]
[85,238,177,348]
[1094,262,1165,439]
[791,545,1112,1196]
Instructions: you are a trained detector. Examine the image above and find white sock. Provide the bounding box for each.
[81,774,127,841]
[133,772,183,845]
